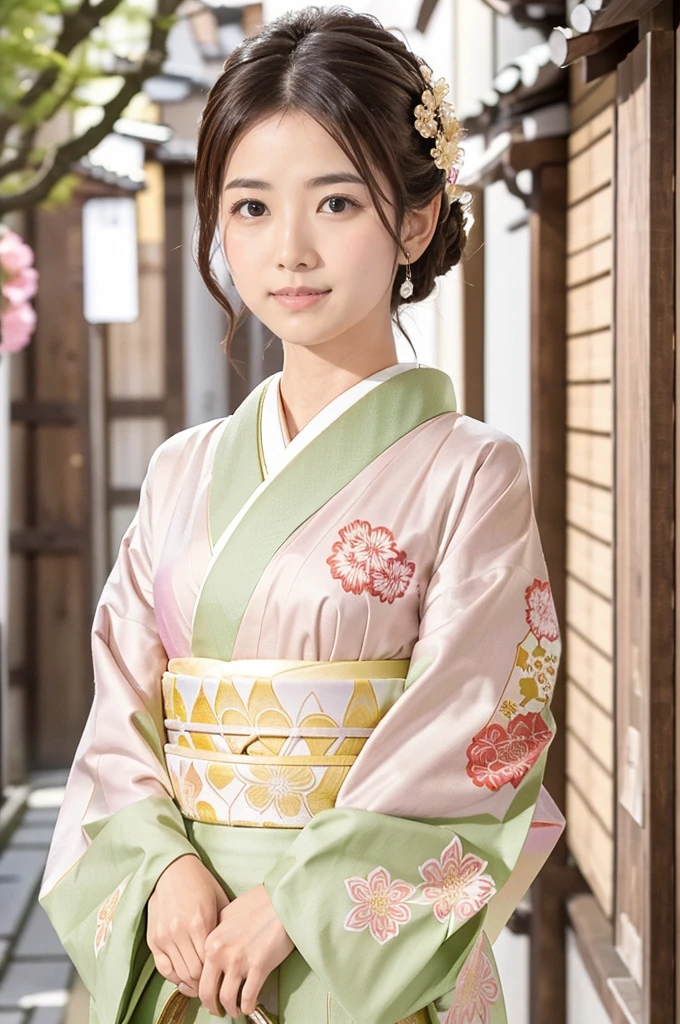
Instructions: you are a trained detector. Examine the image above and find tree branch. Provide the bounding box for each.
[0,0,182,214]
[0,0,126,148]
[0,126,38,181]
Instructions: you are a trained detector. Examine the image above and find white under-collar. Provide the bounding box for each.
[260,361,421,478]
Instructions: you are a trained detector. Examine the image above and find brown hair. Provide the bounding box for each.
[194,4,468,361]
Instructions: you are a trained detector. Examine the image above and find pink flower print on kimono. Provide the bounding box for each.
[417,835,496,929]
[465,578,558,792]
[327,519,415,603]
[343,866,416,944]
[445,934,500,1024]
[94,877,129,957]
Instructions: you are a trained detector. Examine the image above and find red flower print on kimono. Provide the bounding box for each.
[327,519,415,603]
[369,549,416,603]
[417,835,496,924]
[445,935,499,1024]
[466,711,553,791]
[524,578,559,642]
[343,866,415,944]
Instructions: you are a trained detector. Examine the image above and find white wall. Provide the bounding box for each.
[567,929,612,1024]
[483,180,531,460]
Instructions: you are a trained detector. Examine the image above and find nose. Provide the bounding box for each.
[275,208,319,272]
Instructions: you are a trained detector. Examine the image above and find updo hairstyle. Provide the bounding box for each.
[194,5,469,358]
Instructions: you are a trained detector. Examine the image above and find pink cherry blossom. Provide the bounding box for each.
[3,265,38,305]
[344,865,415,944]
[369,549,415,604]
[524,578,559,642]
[445,936,499,1024]
[0,230,34,275]
[1,302,36,354]
[418,835,496,924]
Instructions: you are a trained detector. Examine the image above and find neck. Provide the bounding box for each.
[278,333,401,442]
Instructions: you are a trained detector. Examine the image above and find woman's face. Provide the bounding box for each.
[219,109,400,351]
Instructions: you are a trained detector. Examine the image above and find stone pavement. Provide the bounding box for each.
[0,773,87,1024]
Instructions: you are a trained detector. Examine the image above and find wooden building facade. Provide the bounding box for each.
[419,0,677,1020]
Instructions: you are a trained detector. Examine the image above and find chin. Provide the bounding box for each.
[274,331,336,349]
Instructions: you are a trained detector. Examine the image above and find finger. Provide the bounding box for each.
[219,964,246,1020]
[177,933,204,984]
[177,982,199,999]
[165,940,196,990]
[198,955,225,1018]
[150,948,181,987]
[238,971,265,1018]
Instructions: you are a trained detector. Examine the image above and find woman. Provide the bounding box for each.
[39,7,564,1024]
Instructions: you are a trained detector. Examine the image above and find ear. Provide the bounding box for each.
[399,192,443,264]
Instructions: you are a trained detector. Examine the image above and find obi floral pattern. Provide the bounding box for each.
[445,934,500,1024]
[327,520,415,603]
[466,579,559,792]
[344,836,496,944]
[94,877,129,958]
[162,668,406,827]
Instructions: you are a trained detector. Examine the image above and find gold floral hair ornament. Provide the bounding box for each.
[414,64,470,207]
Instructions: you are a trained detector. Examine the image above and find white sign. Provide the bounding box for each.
[82,197,139,324]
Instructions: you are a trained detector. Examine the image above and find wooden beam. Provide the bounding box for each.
[594,0,664,29]
[415,0,439,34]
[614,26,675,1023]
[108,488,141,508]
[107,398,167,419]
[528,154,569,1024]
[10,527,85,554]
[582,26,638,80]
[164,165,186,434]
[508,136,568,172]
[550,22,636,67]
[10,400,80,424]
[462,187,484,421]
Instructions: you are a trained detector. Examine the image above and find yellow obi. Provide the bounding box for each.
[162,657,410,829]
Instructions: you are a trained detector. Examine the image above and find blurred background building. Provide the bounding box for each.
[0,1,677,1023]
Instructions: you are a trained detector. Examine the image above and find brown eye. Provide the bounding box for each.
[321,195,360,214]
[231,199,268,218]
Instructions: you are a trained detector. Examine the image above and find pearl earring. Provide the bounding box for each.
[399,252,413,299]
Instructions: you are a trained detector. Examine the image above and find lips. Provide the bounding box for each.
[271,288,332,310]
[272,288,330,296]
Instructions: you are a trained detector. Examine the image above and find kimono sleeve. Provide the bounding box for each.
[263,435,564,1024]
[38,438,198,1024]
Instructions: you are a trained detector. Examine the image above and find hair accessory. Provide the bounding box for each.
[413,64,469,206]
[399,251,413,299]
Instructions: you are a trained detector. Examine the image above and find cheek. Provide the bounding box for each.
[339,222,395,288]
[221,222,260,275]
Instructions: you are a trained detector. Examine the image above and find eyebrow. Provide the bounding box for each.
[223,172,367,191]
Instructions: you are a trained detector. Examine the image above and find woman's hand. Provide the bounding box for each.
[147,853,230,998]
[198,883,295,1018]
